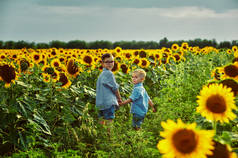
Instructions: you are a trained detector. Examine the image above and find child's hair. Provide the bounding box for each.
[101,53,113,62]
[133,69,146,79]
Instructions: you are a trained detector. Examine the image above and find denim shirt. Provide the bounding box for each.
[96,68,119,110]
[129,82,150,117]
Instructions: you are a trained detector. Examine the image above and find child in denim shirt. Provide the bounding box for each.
[96,53,122,125]
[119,69,156,130]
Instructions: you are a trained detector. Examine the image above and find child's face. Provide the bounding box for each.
[102,56,114,71]
[132,72,144,85]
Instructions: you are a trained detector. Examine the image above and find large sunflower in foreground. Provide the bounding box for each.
[157,119,215,158]
[197,83,237,123]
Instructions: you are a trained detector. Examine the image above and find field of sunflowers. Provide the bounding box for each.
[0,43,238,157]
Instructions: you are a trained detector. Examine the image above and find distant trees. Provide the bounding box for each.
[0,38,237,49]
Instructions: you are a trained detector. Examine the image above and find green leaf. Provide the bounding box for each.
[31,112,51,135]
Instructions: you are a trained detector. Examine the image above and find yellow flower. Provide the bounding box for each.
[157,119,215,158]
[197,83,237,123]
[181,42,189,51]
[171,43,180,51]
[58,72,71,89]
[0,62,18,88]
[66,58,79,78]
[31,52,42,64]
[139,58,150,68]
[207,141,237,158]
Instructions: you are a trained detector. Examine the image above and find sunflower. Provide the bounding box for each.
[51,70,60,82]
[227,49,232,54]
[31,52,42,64]
[232,46,238,52]
[42,73,51,83]
[220,78,238,96]
[81,54,94,65]
[120,63,130,74]
[173,53,182,62]
[221,63,238,80]
[115,47,122,53]
[124,52,132,60]
[207,141,237,158]
[58,72,71,89]
[111,61,120,73]
[171,43,179,51]
[42,65,55,75]
[50,58,62,69]
[139,58,150,68]
[50,48,58,57]
[157,119,215,158]
[66,58,79,78]
[197,83,237,123]
[181,42,189,51]
[139,50,147,58]
[0,62,18,88]
[0,54,6,61]
[133,50,139,57]
[18,58,31,73]
[132,57,141,66]
[160,57,169,64]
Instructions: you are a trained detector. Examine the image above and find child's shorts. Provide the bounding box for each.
[98,105,115,120]
[132,113,145,128]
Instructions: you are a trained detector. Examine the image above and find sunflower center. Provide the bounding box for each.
[67,59,78,75]
[84,56,92,64]
[172,129,198,154]
[0,65,16,83]
[207,141,229,158]
[59,73,68,86]
[51,51,56,56]
[54,62,59,67]
[206,94,226,113]
[224,65,238,77]
[34,55,40,60]
[125,53,131,58]
[121,65,128,73]
[112,62,118,72]
[221,79,238,95]
[133,59,139,64]
[141,60,147,66]
[174,55,180,61]
[139,51,146,58]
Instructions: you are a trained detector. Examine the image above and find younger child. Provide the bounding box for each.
[119,69,156,130]
[96,53,122,125]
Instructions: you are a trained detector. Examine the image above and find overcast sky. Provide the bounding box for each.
[0,0,238,43]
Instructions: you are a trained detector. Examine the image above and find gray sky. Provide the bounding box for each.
[0,0,238,43]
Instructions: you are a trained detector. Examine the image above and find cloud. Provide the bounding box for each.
[0,2,237,42]
[37,5,238,19]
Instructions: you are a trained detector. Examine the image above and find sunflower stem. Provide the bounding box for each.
[212,120,217,134]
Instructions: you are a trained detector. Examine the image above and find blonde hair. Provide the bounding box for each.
[133,69,146,79]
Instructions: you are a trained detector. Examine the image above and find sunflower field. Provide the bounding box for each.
[0,43,238,158]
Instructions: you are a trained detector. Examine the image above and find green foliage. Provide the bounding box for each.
[1,50,238,157]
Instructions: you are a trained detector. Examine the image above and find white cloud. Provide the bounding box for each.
[37,5,238,19]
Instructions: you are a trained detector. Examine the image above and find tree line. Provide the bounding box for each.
[0,38,237,49]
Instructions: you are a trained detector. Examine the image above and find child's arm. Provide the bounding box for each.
[115,89,122,103]
[149,99,156,112]
[119,98,132,106]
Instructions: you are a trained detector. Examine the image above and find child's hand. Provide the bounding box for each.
[117,98,122,104]
[152,107,156,113]
[119,101,123,106]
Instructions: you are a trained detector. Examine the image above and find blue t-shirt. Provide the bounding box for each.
[129,82,150,117]
[96,68,119,110]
